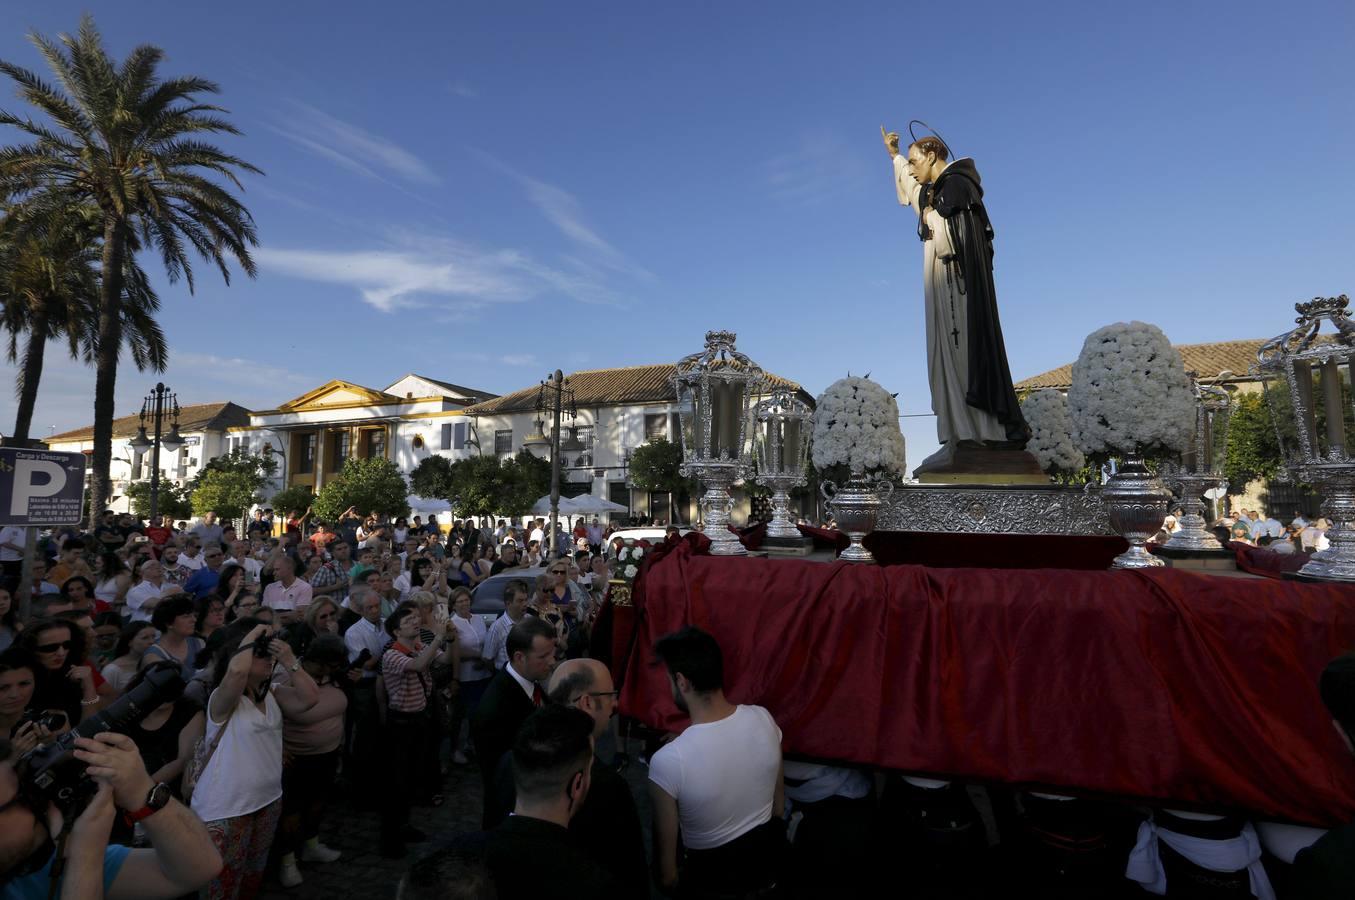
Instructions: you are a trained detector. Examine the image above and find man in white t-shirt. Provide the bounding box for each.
[647,626,784,896]
[125,559,184,623]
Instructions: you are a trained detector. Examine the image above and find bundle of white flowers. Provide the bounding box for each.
[613,543,645,584]
[1067,321,1195,457]
[1020,389,1086,476]
[810,376,908,478]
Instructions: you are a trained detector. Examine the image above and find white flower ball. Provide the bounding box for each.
[632,547,643,559]
[811,375,908,477]
[1020,389,1085,476]
[623,565,638,579]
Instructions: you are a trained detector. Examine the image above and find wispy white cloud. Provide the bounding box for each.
[762,133,865,206]
[449,80,478,99]
[269,101,440,185]
[0,348,312,436]
[256,230,622,314]
[472,150,653,282]
[499,354,537,367]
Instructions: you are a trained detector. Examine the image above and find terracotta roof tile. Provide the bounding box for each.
[1016,339,1271,391]
[47,402,253,444]
[462,364,810,415]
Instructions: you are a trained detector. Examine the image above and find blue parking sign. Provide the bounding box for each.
[0,448,88,525]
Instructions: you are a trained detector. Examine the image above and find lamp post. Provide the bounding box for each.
[1161,375,1232,552]
[1257,294,1355,581]
[673,331,764,556]
[752,388,812,544]
[128,383,184,521]
[533,371,578,559]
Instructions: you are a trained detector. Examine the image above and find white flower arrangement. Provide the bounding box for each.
[1020,389,1086,476]
[811,376,908,478]
[1067,321,1195,457]
[611,543,647,586]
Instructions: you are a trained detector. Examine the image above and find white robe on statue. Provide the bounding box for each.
[893,155,1008,447]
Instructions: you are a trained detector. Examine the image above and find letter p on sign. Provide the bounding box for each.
[11,459,65,516]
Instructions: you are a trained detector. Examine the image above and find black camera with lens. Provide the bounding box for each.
[10,709,67,737]
[17,664,185,817]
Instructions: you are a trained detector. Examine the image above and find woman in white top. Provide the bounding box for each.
[447,586,490,765]
[101,621,156,695]
[191,618,317,900]
[93,551,132,614]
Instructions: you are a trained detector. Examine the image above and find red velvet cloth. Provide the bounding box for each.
[1227,540,1312,579]
[619,533,1355,826]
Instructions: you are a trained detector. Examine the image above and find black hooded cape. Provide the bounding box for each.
[929,158,1030,443]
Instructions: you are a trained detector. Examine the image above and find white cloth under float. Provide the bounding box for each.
[1124,813,1275,900]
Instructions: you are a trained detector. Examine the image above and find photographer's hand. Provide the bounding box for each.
[72,732,154,811]
[10,720,47,755]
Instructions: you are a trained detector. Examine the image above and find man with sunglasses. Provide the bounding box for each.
[183,546,227,600]
[0,732,221,898]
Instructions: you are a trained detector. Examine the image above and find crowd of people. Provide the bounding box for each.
[1,505,1354,899]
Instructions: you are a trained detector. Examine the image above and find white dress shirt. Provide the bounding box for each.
[343,617,388,679]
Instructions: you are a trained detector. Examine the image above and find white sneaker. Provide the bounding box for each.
[279,860,304,888]
[300,843,342,864]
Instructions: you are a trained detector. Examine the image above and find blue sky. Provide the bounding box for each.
[1,1,1352,465]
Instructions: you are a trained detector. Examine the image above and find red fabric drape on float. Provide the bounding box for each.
[1226,540,1312,579]
[618,532,1355,826]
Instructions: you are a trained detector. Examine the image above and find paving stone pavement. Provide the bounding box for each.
[258,738,657,899]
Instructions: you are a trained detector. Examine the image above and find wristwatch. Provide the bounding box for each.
[289,660,302,673]
[124,782,172,824]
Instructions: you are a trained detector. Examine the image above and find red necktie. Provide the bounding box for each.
[532,683,544,707]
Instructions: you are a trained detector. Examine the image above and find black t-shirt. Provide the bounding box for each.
[125,698,201,793]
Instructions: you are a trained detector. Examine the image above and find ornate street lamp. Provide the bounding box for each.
[752,388,812,544]
[128,383,183,520]
[1257,294,1355,581]
[534,372,577,558]
[673,330,764,556]
[1161,375,1232,552]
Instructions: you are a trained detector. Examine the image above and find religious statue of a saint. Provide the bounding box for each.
[884,127,1030,473]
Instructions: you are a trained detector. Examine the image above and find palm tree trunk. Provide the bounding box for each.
[90,217,126,521]
[10,303,50,444]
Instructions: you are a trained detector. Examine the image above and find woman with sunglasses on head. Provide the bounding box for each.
[101,621,157,696]
[19,618,99,725]
[192,617,316,899]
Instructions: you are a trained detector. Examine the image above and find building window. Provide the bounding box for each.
[364,429,386,460]
[608,481,631,519]
[570,426,594,467]
[440,423,452,450]
[644,413,668,442]
[330,431,350,471]
[296,433,317,474]
[494,429,513,455]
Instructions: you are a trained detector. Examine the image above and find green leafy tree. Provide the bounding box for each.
[1224,392,1282,492]
[124,480,192,520]
[190,468,260,521]
[409,455,455,504]
[188,448,276,492]
[312,457,409,521]
[499,450,550,516]
[0,15,261,515]
[629,438,695,521]
[270,484,314,517]
[446,455,505,518]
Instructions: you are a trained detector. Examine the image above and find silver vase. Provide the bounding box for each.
[1162,471,1228,552]
[1102,453,1172,569]
[821,473,896,564]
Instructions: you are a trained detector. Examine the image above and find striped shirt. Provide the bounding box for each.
[382,642,430,713]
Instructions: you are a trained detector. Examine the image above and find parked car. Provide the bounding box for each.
[604,526,692,557]
[469,567,546,628]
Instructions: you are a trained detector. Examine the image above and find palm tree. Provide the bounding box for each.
[0,15,259,513]
[0,200,169,444]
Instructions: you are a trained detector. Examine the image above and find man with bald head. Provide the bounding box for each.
[547,659,647,897]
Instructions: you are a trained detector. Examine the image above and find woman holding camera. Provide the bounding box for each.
[275,633,348,888]
[192,618,317,900]
[20,618,100,725]
[0,646,44,755]
[379,602,455,858]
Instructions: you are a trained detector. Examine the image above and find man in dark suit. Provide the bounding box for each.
[548,658,649,898]
[1290,653,1355,897]
[470,616,558,827]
